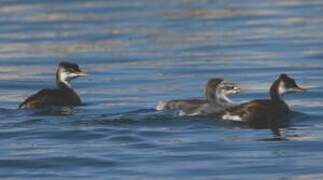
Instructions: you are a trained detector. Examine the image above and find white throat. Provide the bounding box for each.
[60,73,71,87]
[216,89,232,104]
[278,81,288,95]
[57,68,76,88]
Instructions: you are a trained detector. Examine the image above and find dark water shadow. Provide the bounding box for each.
[8,104,317,142]
[103,108,316,141]
[19,106,81,117]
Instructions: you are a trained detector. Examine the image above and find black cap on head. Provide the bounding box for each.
[58,62,81,72]
[278,73,294,83]
[205,78,223,101]
[278,73,305,92]
[278,73,295,85]
[279,73,289,80]
[207,78,224,89]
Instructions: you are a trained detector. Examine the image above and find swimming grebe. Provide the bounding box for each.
[156,78,240,116]
[222,74,305,129]
[19,62,89,109]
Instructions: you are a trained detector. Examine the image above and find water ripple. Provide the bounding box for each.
[0,0,322,179]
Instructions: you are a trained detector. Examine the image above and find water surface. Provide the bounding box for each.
[0,0,323,179]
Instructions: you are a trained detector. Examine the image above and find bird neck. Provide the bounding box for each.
[205,85,232,106]
[205,87,215,101]
[56,68,72,89]
[215,91,232,105]
[270,79,282,102]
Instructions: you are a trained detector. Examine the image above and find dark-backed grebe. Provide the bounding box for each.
[156,78,240,116]
[222,74,305,129]
[19,62,89,109]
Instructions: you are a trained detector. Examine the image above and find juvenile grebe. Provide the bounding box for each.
[19,62,88,109]
[156,78,240,116]
[222,74,305,129]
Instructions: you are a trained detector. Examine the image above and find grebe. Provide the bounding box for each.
[156,78,240,116]
[222,74,305,129]
[19,62,88,109]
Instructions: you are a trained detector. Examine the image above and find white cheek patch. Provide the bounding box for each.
[68,73,79,79]
[59,71,70,84]
[61,71,79,82]
[278,81,288,95]
[216,89,232,103]
[58,69,80,88]
[222,113,242,122]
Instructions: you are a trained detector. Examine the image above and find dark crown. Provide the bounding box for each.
[278,73,298,88]
[207,78,224,89]
[59,62,81,72]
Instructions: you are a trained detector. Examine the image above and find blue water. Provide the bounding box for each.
[0,0,323,179]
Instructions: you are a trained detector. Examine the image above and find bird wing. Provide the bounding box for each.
[166,99,206,111]
[19,89,68,108]
[223,100,270,122]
